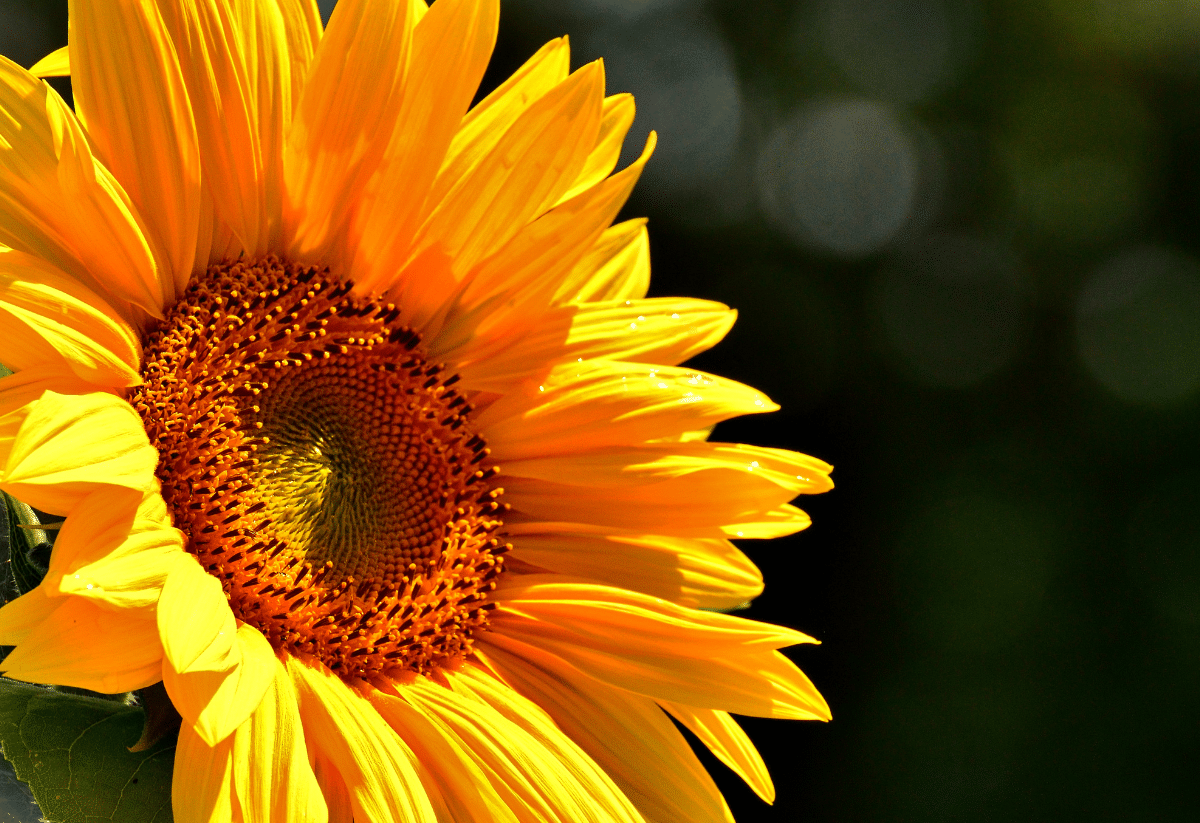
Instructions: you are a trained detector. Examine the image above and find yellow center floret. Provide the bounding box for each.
[130,258,507,681]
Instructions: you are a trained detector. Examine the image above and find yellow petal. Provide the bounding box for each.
[369,687,518,823]
[561,297,737,365]
[484,597,825,724]
[435,36,571,205]
[507,529,763,610]
[0,390,159,516]
[283,0,417,267]
[0,595,162,692]
[276,0,324,62]
[173,722,235,823]
[495,577,810,651]
[0,368,97,424]
[30,46,70,78]
[659,702,775,804]
[403,668,645,823]
[68,0,200,301]
[0,246,141,387]
[159,553,276,746]
[52,488,183,611]
[0,56,168,317]
[479,637,734,823]
[555,93,636,206]
[479,359,776,461]
[350,0,500,294]
[488,578,829,720]
[288,657,437,823]
[554,219,651,304]
[232,656,329,823]
[430,133,656,372]
[444,294,733,396]
[314,755,355,823]
[0,585,55,647]
[413,60,605,280]
[502,442,832,539]
[154,0,317,260]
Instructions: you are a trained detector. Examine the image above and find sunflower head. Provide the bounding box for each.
[0,0,831,820]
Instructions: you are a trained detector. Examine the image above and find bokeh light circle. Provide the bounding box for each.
[1075,245,1200,406]
[586,13,742,200]
[757,99,919,258]
[814,0,980,103]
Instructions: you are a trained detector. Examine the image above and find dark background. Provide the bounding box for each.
[4,0,1200,819]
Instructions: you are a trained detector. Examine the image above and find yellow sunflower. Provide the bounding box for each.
[0,0,832,820]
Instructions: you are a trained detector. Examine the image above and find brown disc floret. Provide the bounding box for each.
[129,257,507,681]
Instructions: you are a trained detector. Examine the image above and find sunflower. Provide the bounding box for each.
[0,0,832,820]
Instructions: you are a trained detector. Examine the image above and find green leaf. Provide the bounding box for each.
[2,494,49,598]
[0,679,174,823]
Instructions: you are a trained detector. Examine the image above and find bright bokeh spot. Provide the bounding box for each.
[999,80,1156,245]
[757,99,918,258]
[1075,245,1200,406]
[812,0,981,103]
[585,13,742,201]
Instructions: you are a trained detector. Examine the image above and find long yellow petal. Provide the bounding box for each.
[502,442,831,539]
[351,0,500,294]
[30,46,70,78]
[159,553,276,746]
[554,219,651,304]
[441,294,733,396]
[486,599,830,722]
[494,577,811,651]
[0,56,168,317]
[479,637,734,823]
[232,656,329,823]
[173,722,235,823]
[403,668,645,823]
[555,93,636,206]
[430,133,656,374]
[560,297,737,366]
[276,0,324,61]
[313,756,355,823]
[68,0,200,301]
[507,529,763,610]
[479,359,776,461]
[0,246,141,387]
[0,596,162,692]
[283,0,417,267]
[435,36,571,204]
[412,60,605,280]
[288,657,437,823]
[153,0,319,260]
[659,702,775,804]
[0,369,97,426]
[51,488,183,612]
[0,586,56,647]
[369,686,519,823]
[0,390,159,516]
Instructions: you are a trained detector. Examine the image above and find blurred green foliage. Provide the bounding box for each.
[2,0,1198,819]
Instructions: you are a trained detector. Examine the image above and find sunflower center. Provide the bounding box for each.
[130,258,507,681]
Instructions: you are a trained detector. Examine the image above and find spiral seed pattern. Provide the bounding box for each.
[130,257,507,681]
